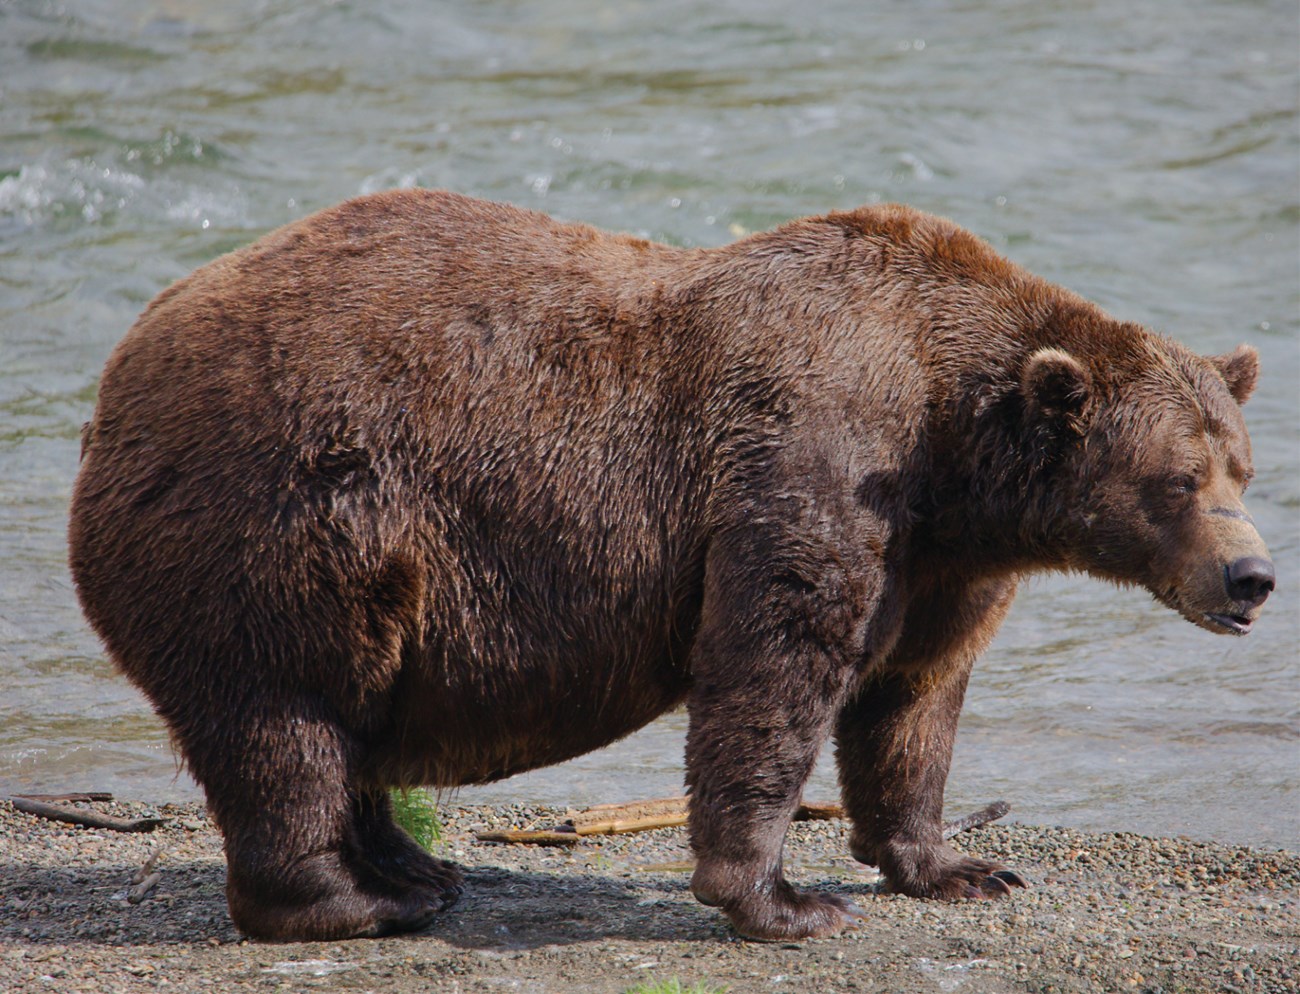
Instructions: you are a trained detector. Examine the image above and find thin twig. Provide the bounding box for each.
[942,800,1011,839]
[475,828,582,846]
[127,872,162,904]
[476,796,1010,846]
[7,796,166,833]
[133,847,167,885]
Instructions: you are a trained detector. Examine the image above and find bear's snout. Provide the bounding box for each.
[1225,555,1275,607]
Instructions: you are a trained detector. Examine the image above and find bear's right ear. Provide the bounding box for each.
[1208,344,1259,405]
[1021,347,1092,435]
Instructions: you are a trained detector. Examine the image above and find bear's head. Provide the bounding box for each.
[1023,339,1274,635]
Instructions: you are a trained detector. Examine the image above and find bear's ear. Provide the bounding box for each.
[1022,347,1092,435]
[1208,344,1259,405]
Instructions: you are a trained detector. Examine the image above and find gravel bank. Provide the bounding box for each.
[1,798,1296,993]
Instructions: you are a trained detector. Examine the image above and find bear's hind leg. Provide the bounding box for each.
[193,698,447,941]
[835,577,1028,900]
[352,788,464,906]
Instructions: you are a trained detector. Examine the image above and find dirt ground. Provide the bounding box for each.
[1,798,1296,993]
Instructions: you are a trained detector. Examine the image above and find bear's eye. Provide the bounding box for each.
[1169,474,1199,496]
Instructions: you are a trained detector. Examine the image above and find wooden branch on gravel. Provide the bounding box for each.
[576,812,688,835]
[563,797,848,831]
[133,847,167,884]
[127,872,163,904]
[942,800,1011,840]
[474,828,583,846]
[476,796,1010,846]
[564,796,688,829]
[6,796,166,833]
[794,801,844,821]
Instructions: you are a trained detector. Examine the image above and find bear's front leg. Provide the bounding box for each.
[685,527,867,940]
[836,576,1028,900]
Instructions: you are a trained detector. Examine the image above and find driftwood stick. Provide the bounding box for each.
[477,797,1009,846]
[127,872,162,904]
[794,801,844,821]
[942,800,1011,840]
[564,796,846,830]
[475,829,582,846]
[564,796,688,829]
[132,847,167,885]
[572,812,688,836]
[7,797,166,833]
[12,792,114,803]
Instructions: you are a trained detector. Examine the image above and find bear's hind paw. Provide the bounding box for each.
[720,884,865,941]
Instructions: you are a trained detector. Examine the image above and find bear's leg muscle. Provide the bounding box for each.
[193,696,453,941]
[685,530,866,940]
[835,577,1027,899]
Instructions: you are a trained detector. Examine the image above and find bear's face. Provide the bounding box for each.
[1025,343,1274,635]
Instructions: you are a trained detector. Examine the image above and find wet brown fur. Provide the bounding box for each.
[68,190,1271,941]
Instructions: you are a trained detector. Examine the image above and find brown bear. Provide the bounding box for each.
[68,190,1274,942]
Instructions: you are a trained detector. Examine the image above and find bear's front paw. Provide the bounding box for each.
[876,840,1029,901]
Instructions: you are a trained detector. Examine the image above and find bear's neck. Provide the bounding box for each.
[904,298,1104,580]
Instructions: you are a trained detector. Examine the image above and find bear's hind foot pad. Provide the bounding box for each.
[724,887,865,942]
[231,888,448,942]
[227,858,459,941]
[352,893,445,938]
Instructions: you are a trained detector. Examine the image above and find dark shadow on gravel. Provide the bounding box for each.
[426,864,732,948]
[6,859,865,949]
[430,865,879,951]
[1,859,237,946]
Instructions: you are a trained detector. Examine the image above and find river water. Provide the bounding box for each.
[1,0,1296,848]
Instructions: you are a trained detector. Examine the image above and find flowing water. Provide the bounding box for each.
[1,0,1296,847]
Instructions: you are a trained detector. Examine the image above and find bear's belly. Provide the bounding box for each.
[365,643,692,788]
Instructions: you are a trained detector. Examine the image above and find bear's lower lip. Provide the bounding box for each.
[1205,612,1253,635]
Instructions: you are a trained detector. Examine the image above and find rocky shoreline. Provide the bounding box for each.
[1,798,1296,993]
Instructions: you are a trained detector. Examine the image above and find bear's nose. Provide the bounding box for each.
[1225,556,1275,606]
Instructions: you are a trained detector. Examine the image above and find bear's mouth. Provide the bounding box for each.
[1203,612,1254,636]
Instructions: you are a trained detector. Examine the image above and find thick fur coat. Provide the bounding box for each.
[69,191,1273,940]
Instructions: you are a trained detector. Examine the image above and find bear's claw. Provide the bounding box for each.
[874,840,1030,902]
[991,868,1029,890]
[965,868,1028,899]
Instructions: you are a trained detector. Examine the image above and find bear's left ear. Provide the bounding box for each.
[1208,344,1259,405]
[1022,347,1093,436]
